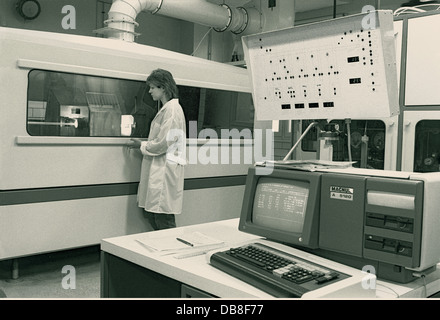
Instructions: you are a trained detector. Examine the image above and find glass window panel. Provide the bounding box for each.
[414,120,440,172]
[27,70,254,139]
[300,119,385,169]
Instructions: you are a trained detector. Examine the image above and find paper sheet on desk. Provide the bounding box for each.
[256,160,356,171]
[136,232,225,256]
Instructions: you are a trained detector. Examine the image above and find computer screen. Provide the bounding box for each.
[239,167,322,249]
[252,177,309,234]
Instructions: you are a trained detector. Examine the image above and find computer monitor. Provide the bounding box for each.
[238,166,322,249]
[239,165,440,283]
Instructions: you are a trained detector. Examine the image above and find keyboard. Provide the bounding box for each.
[208,242,348,298]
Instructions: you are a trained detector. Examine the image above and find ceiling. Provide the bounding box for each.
[207,0,352,13]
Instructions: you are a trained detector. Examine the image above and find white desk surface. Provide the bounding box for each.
[101,218,440,299]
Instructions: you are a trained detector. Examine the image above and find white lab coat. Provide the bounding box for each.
[137,99,186,214]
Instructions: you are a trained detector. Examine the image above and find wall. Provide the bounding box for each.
[0,0,194,55]
[0,0,97,35]
[192,24,235,62]
[295,0,404,25]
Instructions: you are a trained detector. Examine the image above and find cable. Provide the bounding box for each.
[191,27,213,56]
[345,119,352,162]
[413,3,440,10]
[422,275,428,298]
[394,6,426,16]
[394,4,440,16]
[360,121,369,168]
[375,283,400,298]
[413,272,428,298]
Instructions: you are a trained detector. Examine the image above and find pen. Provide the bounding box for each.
[176,237,193,247]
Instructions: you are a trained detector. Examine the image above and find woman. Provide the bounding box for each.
[130,69,186,230]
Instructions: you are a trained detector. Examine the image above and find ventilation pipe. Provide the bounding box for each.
[99,0,261,42]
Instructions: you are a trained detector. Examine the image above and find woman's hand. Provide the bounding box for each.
[127,138,142,149]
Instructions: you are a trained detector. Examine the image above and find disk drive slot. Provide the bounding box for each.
[366,213,414,233]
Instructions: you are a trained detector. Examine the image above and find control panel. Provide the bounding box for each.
[242,10,399,121]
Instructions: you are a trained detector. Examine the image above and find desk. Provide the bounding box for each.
[100,219,440,298]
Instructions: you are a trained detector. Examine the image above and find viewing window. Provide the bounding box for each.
[27,70,254,139]
[414,120,440,172]
[301,119,386,169]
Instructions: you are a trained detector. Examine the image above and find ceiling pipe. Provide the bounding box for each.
[98,0,261,42]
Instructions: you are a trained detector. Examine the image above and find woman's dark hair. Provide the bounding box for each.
[146,68,179,101]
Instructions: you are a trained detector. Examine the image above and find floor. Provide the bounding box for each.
[0,246,101,299]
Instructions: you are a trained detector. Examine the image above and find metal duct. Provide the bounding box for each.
[99,0,261,42]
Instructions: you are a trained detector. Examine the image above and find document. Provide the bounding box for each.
[136,231,225,256]
[256,160,356,171]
